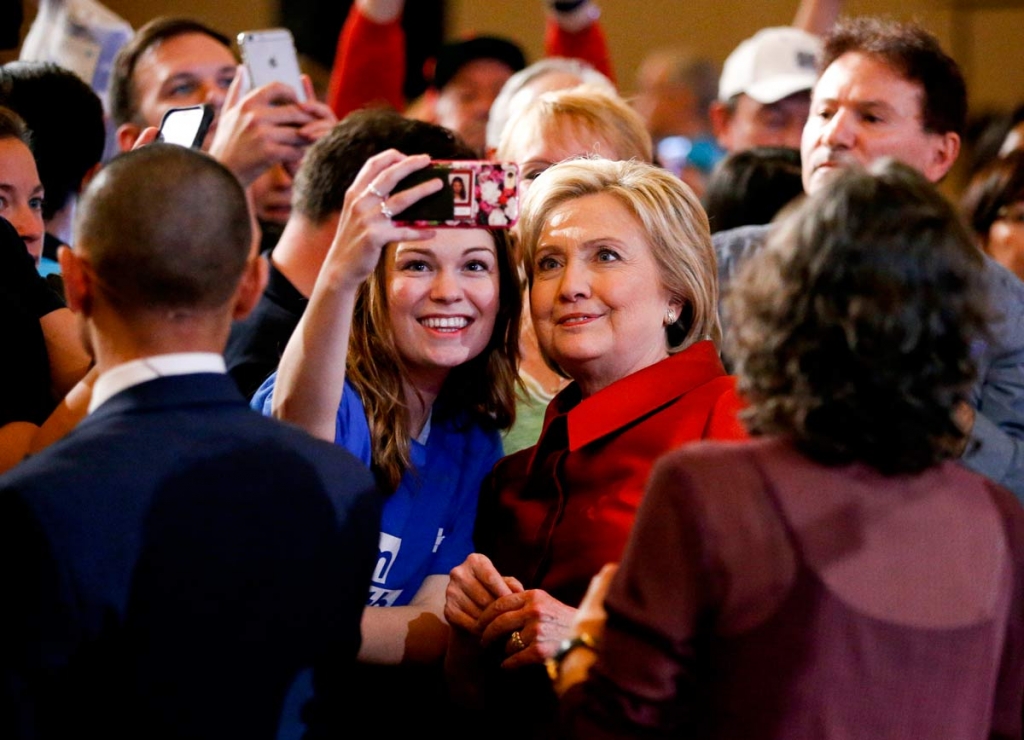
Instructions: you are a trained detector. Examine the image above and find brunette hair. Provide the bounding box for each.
[294,109,472,224]
[347,227,521,490]
[0,105,31,148]
[961,150,1024,246]
[109,17,233,128]
[704,146,804,233]
[0,62,105,219]
[821,17,967,138]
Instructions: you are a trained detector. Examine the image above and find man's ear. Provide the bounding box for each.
[79,161,103,193]
[709,100,733,150]
[231,253,269,321]
[925,131,961,183]
[115,122,142,154]
[58,245,92,316]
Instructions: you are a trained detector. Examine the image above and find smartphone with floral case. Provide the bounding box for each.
[392,161,520,228]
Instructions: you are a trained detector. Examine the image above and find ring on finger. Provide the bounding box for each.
[369,184,387,199]
[509,630,526,652]
[380,200,394,219]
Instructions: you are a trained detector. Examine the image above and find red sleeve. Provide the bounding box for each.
[326,5,407,119]
[703,377,749,441]
[543,16,615,84]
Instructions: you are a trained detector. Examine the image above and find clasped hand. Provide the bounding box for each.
[446,553,577,669]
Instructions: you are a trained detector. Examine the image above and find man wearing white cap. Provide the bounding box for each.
[710,26,821,153]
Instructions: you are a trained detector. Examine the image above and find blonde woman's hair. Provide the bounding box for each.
[518,158,720,369]
[497,85,653,164]
[346,229,521,491]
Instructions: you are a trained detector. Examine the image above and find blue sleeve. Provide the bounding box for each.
[251,375,373,468]
[962,258,1024,502]
[251,372,277,415]
[333,383,373,467]
[428,426,503,576]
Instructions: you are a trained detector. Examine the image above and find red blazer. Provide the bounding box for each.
[476,340,747,606]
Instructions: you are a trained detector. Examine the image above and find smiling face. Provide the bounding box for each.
[387,229,501,391]
[530,192,678,397]
[801,51,959,194]
[0,137,45,263]
[131,32,236,147]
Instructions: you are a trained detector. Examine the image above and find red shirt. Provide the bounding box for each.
[326,6,614,120]
[477,340,747,606]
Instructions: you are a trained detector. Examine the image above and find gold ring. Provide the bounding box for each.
[510,630,526,652]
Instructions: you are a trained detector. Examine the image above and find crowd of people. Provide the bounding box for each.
[2,0,1024,737]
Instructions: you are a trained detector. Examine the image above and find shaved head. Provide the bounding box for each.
[75,144,251,312]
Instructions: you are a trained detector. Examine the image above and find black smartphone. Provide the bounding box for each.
[158,104,214,148]
[237,28,307,102]
[392,161,520,228]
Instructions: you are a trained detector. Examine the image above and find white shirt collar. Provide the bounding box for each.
[89,352,226,413]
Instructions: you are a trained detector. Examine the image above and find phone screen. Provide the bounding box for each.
[159,105,212,148]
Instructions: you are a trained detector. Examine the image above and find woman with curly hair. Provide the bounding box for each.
[558,160,1024,739]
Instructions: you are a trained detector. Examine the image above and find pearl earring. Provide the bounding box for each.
[666,309,676,325]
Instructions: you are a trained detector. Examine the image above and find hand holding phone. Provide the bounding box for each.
[391,161,520,228]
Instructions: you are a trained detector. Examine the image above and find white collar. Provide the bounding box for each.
[89,352,226,413]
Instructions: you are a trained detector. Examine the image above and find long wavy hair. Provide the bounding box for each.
[346,229,521,490]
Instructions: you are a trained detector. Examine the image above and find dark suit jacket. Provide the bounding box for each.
[0,373,382,740]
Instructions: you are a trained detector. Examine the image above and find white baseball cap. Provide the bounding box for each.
[718,27,821,104]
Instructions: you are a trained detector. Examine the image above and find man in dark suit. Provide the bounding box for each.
[0,143,382,739]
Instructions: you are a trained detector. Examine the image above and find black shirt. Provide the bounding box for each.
[0,217,65,425]
[224,252,308,401]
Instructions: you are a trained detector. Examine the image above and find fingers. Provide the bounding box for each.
[350,150,430,196]
[298,117,336,144]
[246,79,302,108]
[443,553,514,634]
[504,576,525,593]
[349,152,448,226]
[133,126,161,150]
[479,589,577,649]
[300,73,316,103]
[494,603,577,670]
[577,563,618,618]
[501,640,553,670]
[221,65,248,112]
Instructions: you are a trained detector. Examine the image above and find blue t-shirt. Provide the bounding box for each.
[253,374,502,607]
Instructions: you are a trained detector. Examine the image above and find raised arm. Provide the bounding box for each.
[791,0,845,35]
[208,70,336,188]
[327,0,408,119]
[544,0,615,82]
[270,150,439,441]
